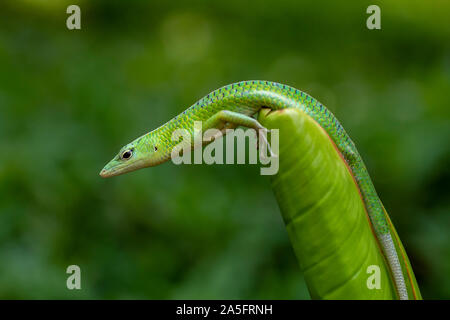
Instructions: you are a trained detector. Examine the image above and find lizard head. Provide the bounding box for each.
[99,134,161,178]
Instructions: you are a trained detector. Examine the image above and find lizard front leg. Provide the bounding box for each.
[202,110,276,159]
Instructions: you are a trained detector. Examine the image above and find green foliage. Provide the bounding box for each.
[260,108,398,299]
[0,0,449,298]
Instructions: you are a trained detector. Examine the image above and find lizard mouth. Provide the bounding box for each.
[99,167,122,178]
[99,168,112,178]
[99,158,147,178]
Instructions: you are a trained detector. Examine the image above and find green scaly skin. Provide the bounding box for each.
[100,80,419,299]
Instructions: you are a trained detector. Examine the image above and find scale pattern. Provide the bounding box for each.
[122,80,412,299]
[148,80,389,234]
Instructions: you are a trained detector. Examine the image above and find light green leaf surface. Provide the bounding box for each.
[259,108,402,299]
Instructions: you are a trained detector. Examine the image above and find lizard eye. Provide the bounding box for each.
[154,146,158,152]
[121,149,133,160]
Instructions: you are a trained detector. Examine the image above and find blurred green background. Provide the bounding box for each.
[0,0,449,299]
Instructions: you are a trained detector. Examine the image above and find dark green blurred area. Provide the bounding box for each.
[0,0,449,299]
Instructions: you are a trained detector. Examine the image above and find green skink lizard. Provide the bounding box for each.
[100,80,420,300]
